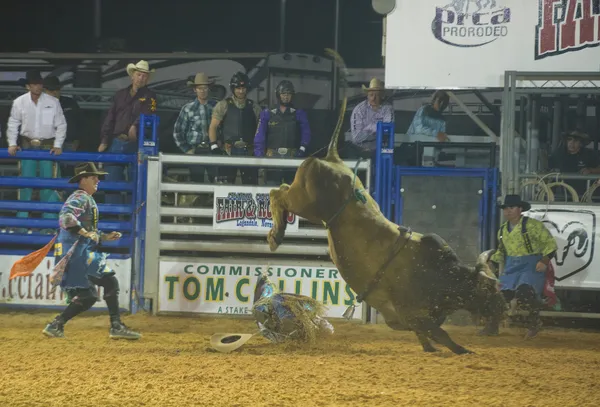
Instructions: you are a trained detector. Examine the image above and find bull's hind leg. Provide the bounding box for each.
[377,303,438,352]
[410,318,473,355]
[416,333,439,353]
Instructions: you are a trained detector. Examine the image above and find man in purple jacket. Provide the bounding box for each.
[254,80,311,185]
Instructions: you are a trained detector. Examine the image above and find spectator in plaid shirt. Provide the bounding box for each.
[349,78,394,157]
[173,72,218,184]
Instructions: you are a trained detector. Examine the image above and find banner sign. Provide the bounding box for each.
[158,260,363,319]
[527,204,600,289]
[385,0,600,88]
[213,185,299,232]
[0,255,132,310]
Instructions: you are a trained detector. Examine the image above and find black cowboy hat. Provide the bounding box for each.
[499,194,531,212]
[43,75,62,91]
[68,162,108,184]
[18,70,44,86]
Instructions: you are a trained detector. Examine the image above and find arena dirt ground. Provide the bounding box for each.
[1,311,599,407]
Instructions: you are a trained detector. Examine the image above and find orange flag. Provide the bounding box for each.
[9,236,57,280]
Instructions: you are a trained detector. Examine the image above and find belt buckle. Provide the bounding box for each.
[30,139,41,148]
[277,148,288,156]
[234,140,248,149]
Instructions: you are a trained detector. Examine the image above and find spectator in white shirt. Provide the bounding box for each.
[349,78,394,157]
[6,70,67,228]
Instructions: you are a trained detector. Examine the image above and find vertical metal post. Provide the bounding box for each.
[576,96,586,130]
[489,167,499,250]
[509,72,519,195]
[519,96,526,142]
[596,96,600,151]
[531,96,539,173]
[552,99,562,152]
[381,16,387,66]
[94,0,102,48]
[525,95,532,173]
[144,156,162,315]
[279,0,287,53]
[499,71,510,198]
[332,0,340,110]
[131,113,159,314]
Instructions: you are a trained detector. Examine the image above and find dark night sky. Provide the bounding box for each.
[0,0,384,67]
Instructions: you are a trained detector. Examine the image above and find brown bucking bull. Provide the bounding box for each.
[266,49,505,355]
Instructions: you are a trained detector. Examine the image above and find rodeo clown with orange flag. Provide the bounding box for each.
[10,163,141,340]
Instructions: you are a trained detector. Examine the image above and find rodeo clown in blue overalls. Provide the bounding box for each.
[480,194,558,339]
[253,80,311,186]
[42,162,141,340]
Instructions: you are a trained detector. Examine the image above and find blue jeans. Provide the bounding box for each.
[18,155,60,219]
[264,149,297,186]
[104,138,136,205]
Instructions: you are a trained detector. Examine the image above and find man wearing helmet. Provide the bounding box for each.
[253,80,311,185]
[208,71,261,184]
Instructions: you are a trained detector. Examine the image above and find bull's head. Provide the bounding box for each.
[474,250,499,290]
[470,249,506,322]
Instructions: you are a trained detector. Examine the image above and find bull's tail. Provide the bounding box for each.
[324,48,349,162]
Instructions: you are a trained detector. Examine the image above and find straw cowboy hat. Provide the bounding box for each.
[209,333,255,353]
[187,72,214,87]
[362,77,385,92]
[126,60,155,77]
[68,162,108,184]
[563,129,591,146]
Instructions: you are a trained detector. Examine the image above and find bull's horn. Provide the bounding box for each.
[477,249,495,265]
[479,270,498,282]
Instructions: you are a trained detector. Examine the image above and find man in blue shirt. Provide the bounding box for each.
[406,90,450,166]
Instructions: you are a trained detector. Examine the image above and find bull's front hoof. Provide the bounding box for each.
[267,229,282,252]
[422,345,440,353]
[455,347,475,355]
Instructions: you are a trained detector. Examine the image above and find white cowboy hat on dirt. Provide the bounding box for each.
[187,72,214,87]
[362,77,385,92]
[126,60,155,77]
[209,333,255,353]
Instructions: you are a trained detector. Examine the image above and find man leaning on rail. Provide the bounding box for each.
[253,80,311,186]
[42,162,141,340]
[43,75,82,179]
[6,70,67,232]
[547,130,600,200]
[348,78,395,158]
[98,60,157,205]
[173,72,218,185]
[208,71,261,185]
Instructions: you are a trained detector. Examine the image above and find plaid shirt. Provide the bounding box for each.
[173,98,215,152]
[350,100,395,151]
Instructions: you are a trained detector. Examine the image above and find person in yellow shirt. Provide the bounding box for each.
[480,194,558,339]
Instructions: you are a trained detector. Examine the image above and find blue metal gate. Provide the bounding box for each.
[372,122,499,262]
